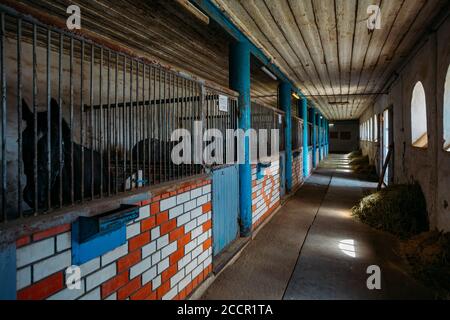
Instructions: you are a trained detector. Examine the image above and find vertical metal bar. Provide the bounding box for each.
[122,55,126,192]
[32,23,38,215]
[80,40,84,203]
[99,46,103,198]
[168,72,172,181]
[142,64,146,186]
[90,44,94,199]
[70,36,74,205]
[135,61,139,187]
[152,66,156,185]
[17,19,22,218]
[114,52,118,194]
[129,59,133,189]
[107,49,111,196]
[175,77,181,180]
[147,65,151,186]
[1,13,7,221]
[163,70,167,182]
[58,33,63,207]
[157,68,164,183]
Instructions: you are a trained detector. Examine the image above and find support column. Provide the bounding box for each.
[279,82,292,193]
[325,119,329,156]
[229,41,252,237]
[318,115,323,162]
[302,98,308,178]
[312,108,317,168]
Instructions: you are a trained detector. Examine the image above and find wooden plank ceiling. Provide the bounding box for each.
[212,0,449,120]
[9,0,279,108]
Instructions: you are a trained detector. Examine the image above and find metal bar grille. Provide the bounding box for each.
[291,116,303,151]
[0,6,238,223]
[251,101,285,161]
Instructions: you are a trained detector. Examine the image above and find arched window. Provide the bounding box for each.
[411,81,428,148]
[444,65,450,152]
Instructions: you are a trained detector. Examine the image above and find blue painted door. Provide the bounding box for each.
[279,152,286,197]
[212,165,239,256]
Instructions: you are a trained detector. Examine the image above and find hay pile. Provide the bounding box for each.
[352,183,429,239]
[349,154,378,181]
[400,231,450,298]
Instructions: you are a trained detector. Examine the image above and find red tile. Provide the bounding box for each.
[117,276,141,300]
[150,202,160,215]
[117,250,141,273]
[160,219,177,235]
[202,220,212,232]
[130,283,152,300]
[17,272,63,300]
[141,216,156,232]
[33,224,71,241]
[101,271,129,299]
[128,232,150,252]
[169,226,184,242]
[202,202,211,214]
[16,235,31,248]
[156,211,168,225]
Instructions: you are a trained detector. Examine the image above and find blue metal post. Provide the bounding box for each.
[302,98,308,178]
[318,115,322,162]
[279,82,292,193]
[229,41,252,237]
[312,108,317,168]
[325,119,329,155]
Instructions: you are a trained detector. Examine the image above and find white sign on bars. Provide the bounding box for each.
[218,95,229,112]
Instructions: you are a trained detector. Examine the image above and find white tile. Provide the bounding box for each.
[178,274,192,292]
[33,250,72,282]
[126,222,141,240]
[105,292,117,300]
[78,257,101,277]
[169,204,184,220]
[157,257,169,274]
[136,206,150,221]
[160,196,177,211]
[161,242,177,259]
[190,187,202,199]
[85,263,116,291]
[196,195,208,207]
[17,238,54,268]
[47,282,85,300]
[185,220,197,233]
[142,266,157,285]
[170,269,185,288]
[17,266,31,290]
[176,192,191,205]
[191,226,203,239]
[101,244,128,267]
[142,241,157,259]
[190,207,202,219]
[130,257,151,279]
[151,227,160,241]
[177,212,190,227]
[202,184,211,195]
[152,275,162,290]
[156,235,169,250]
[162,286,178,300]
[79,287,101,300]
[151,251,161,265]
[56,232,72,252]
[183,199,197,212]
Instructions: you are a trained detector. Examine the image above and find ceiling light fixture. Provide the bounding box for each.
[261,66,277,81]
[176,0,210,24]
[292,92,300,100]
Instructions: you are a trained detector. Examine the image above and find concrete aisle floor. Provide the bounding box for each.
[201,154,433,300]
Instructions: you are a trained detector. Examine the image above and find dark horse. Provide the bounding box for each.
[22,98,108,211]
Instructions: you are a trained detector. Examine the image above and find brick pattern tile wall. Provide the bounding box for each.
[251,160,281,229]
[15,179,213,300]
[315,149,320,167]
[308,150,313,175]
[292,149,304,189]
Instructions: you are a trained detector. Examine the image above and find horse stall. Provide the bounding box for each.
[291,115,304,191]
[0,4,240,300]
[250,102,283,229]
